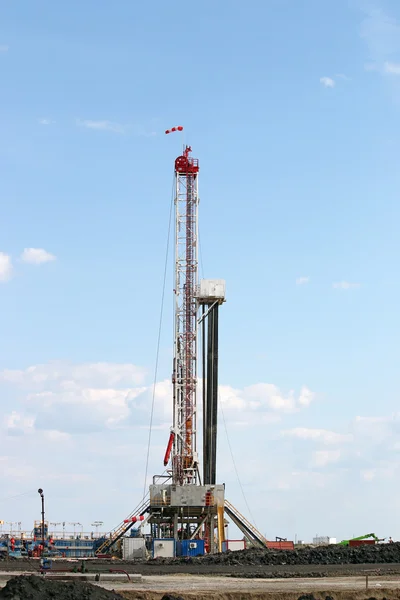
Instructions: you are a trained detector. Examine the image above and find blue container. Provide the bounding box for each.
[177,539,205,557]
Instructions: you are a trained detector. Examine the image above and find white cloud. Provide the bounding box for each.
[0,253,12,282]
[0,45,8,53]
[38,118,55,125]
[320,76,335,88]
[77,119,125,134]
[296,276,310,285]
[360,8,400,60]
[282,427,352,445]
[43,430,71,442]
[0,361,147,389]
[132,125,157,138]
[361,468,376,481]
[0,362,313,438]
[1,358,400,539]
[384,62,400,75]
[5,411,35,435]
[220,383,315,419]
[353,414,398,443]
[20,248,56,264]
[332,281,360,290]
[360,7,400,83]
[298,387,315,406]
[0,361,149,436]
[312,449,341,467]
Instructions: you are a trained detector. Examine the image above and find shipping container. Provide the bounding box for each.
[222,540,246,552]
[266,541,294,550]
[122,537,146,559]
[152,538,175,558]
[349,539,376,547]
[176,539,205,557]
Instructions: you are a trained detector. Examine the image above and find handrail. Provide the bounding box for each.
[225,499,268,547]
[95,496,150,555]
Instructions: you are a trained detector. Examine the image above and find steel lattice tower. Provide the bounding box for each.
[171,146,199,486]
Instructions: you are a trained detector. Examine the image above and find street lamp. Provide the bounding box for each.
[38,489,45,551]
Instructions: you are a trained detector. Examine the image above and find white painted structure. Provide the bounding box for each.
[122,537,146,559]
[222,539,246,552]
[152,538,175,558]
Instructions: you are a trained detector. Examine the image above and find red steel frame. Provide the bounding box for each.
[170,146,199,485]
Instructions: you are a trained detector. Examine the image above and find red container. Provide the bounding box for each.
[266,541,294,550]
[349,540,376,547]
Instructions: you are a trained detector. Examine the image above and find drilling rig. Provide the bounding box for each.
[149,143,226,553]
[95,137,268,557]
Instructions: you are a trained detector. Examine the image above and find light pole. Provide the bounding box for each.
[91,521,104,538]
[69,522,81,537]
[50,522,61,538]
[38,489,45,551]
[7,522,16,535]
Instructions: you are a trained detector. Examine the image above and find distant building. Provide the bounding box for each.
[313,536,336,545]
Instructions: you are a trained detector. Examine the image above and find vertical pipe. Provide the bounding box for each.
[217,505,225,552]
[206,304,213,484]
[202,304,207,484]
[41,495,45,550]
[211,304,219,485]
[38,489,45,553]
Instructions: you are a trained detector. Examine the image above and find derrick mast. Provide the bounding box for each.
[171,146,199,486]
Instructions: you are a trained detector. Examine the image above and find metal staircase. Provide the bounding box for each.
[224,499,268,549]
[95,496,150,556]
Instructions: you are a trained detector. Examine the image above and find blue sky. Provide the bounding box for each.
[0,0,400,542]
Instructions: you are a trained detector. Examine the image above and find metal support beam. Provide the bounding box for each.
[203,302,220,485]
[211,303,219,485]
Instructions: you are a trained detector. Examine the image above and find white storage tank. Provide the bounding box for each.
[222,540,246,552]
[328,537,337,545]
[152,538,175,558]
[122,537,146,559]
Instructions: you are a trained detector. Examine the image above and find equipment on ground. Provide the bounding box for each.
[339,533,384,546]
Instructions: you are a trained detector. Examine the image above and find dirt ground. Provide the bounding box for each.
[1,572,400,600]
[100,574,400,600]
[2,558,400,578]
[3,545,400,598]
[4,542,400,578]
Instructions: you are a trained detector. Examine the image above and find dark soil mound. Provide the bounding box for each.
[0,575,124,600]
[153,542,400,567]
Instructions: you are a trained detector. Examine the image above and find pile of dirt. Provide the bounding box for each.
[153,543,400,567]
[0,575,124,600]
